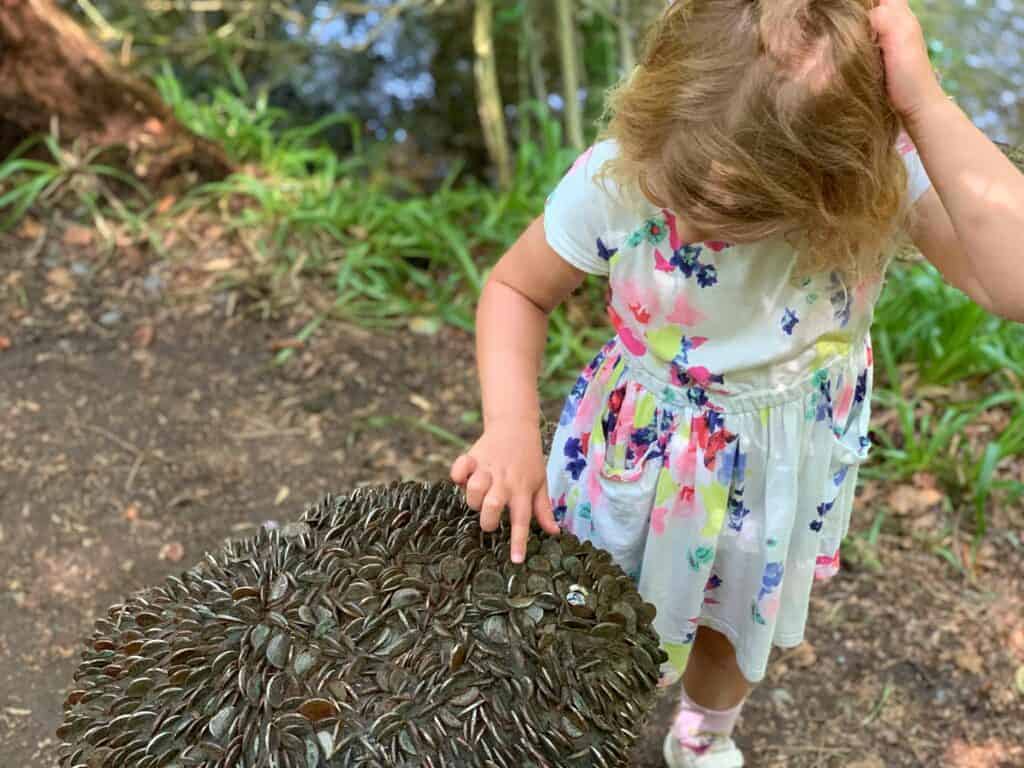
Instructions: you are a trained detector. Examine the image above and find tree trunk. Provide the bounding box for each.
[473,0,512,189]
[555,0,584,151]
[0,0,231,182]
[618,0,636,75]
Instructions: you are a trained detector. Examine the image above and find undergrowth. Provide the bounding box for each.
[1,69,1021,535]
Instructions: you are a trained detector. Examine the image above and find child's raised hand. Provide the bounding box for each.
[450,424,560,564]
[870,0,946,122]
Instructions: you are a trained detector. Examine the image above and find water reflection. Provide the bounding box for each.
[920,0,1022,142]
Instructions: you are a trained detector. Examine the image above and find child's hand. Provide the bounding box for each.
[870,0,946,123]
[450,423,559,564]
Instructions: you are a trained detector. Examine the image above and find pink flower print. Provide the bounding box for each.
[613,389,638,445]
[616,279,660,327]
[835,383,854,424]
[705,241,731,252]
[672,439,698,484]
[760,592,781,620]
[651,506,669,536]
[815,550,841,580]
[896,132,916,156]
[666,292,706,327]
[568,145,596,175]
[629,303,651,324]
[866,345,874,366]
[574,389,600,430]
[586,456,604,502]
[664,210,684,251]
[675,486,699,519]
[653,249,674,273]
[608,305,648,356]
[686,366,716,387]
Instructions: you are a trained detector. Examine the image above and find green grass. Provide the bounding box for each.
[872,262,1024,528]
[1,71,1021,537]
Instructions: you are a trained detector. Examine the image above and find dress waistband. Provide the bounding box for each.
[610,335,869,415]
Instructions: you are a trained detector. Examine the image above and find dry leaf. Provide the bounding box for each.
[122,504,140,522]
[158,541,185,562]
[847,758,885,768]
[888,484,944,515]
[348,225,369,240]
[269,338,304,352]
[0,336,10,351]
[205,225,225,240]
[62,225,94,246]
[155,195,176,215]
[203,257,236,272]
[409,394,433,412]
[791,641,817,669]
[16,218,44,240]
[131,324,155,349]
[46,267,74,289]
[274,486,290,505]
[956,649,984,676]
[143,117,165,135]
[408,316,441,336]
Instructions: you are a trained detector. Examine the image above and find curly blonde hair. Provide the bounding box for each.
[601,0,909,278]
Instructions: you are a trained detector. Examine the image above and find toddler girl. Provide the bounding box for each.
[452,0,1024,765]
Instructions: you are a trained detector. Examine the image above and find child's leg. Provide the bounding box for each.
[664,627,750,765]
[682,626,750,710]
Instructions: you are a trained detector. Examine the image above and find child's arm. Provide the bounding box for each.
[873,0,1024,322]
[450,215,585,563]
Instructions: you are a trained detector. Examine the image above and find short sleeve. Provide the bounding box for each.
[543,141,621,277]
[898,133,932,204]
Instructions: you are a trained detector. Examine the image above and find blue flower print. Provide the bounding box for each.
[552,495,568,524]
[816,379,834,423]
[758,562,785,600]
[687,388,709,408]
[833,465,849,487]
[705,410,726,434]
[781,307,800,335]
[810,498,835,532]
[717,447,747,486]
[854,369,868,405]
[705,574,723,591]
[829,272,852,328]
[558,398,577,427]
[596,237,618,262]
[696,264,718,288]
[564,437,586,480]
[727,488,751,532]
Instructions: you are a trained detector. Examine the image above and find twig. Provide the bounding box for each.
[125,451,145,493]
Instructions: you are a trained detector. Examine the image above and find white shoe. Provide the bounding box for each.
[663,731,744,768]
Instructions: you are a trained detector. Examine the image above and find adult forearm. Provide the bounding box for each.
[475,277,548,430]
[906,99,1024,317]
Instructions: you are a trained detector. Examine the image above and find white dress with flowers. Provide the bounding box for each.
[544,139,931,682]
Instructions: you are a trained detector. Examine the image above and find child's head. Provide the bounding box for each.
[603,0,907,277]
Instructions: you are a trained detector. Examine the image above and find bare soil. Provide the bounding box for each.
[1,225,1021,767]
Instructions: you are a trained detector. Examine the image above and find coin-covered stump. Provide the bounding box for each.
[58,481,668,768]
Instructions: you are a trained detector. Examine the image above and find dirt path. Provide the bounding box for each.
[1,229,1021,767]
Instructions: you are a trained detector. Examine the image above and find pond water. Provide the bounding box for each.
[75,0,1023,162]
[919,0,1022,144]
[274,0,1023,164]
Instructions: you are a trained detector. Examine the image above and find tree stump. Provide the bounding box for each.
[0,0,231,182]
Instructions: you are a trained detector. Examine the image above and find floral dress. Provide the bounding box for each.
[544,139,931,682]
